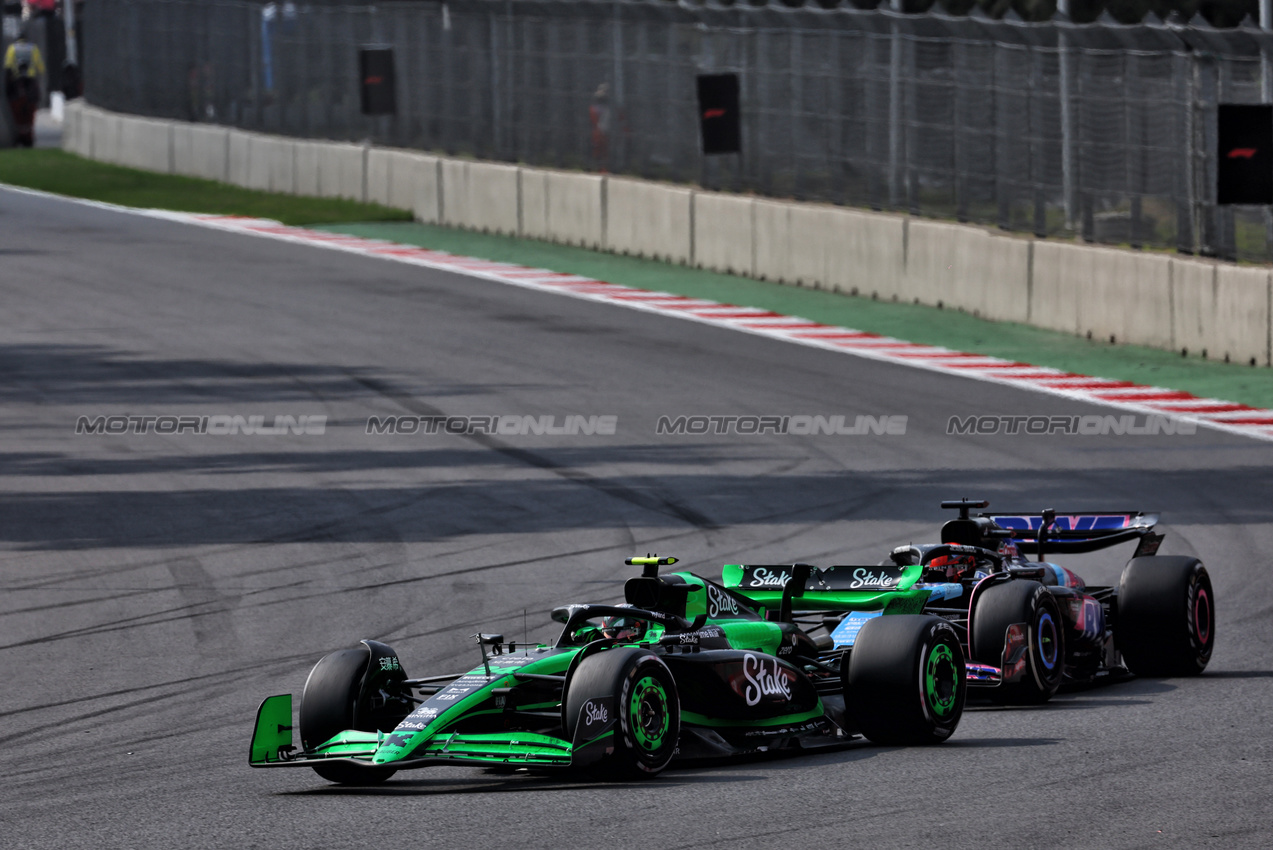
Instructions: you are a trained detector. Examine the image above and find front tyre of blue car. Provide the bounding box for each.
[843,614,966,746]
[972,580,1065,705]
[299,648,398,785]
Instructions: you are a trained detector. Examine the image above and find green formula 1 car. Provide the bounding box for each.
[249,556,967,784]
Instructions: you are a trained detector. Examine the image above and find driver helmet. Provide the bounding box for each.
[924,552,976,583]
[599,616,646,642]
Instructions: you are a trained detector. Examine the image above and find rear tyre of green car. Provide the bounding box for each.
[843,614,966,745]
[565,647,680,779]
[299,647,398,785]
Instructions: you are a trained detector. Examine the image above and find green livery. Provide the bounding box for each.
[250,555,966,784]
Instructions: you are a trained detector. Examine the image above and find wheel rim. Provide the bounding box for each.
[1194,587,1212,646]
[1037,612,1059,671]
[924,642,958,719]
[629,675,670,752]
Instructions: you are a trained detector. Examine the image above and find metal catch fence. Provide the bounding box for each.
[82,0,1273,261]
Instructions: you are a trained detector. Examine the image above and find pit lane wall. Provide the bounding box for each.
[63,102,1273,367]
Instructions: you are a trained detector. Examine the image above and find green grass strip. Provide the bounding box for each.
[322,221,1273,411]
[0,149,411,227]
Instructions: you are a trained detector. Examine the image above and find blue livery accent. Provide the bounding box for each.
[1037,613,1059,670]
[994,514,1133,537]
[831,611,883,648]
[923,583,965,603]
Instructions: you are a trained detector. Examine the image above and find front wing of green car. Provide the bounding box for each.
[250,692,616,773]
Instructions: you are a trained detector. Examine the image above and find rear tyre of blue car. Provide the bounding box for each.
[843,615,966,745]
[565,647,680,779]
[1118,556,1214,677]
[972,580,1064,705]
[299,647,398,785]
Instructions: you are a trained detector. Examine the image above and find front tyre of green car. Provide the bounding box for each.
[299,648,398,785]
[843,614,966,746]
[565,647,680,780]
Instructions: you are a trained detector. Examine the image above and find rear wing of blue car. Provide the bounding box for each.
[985,510,1162,557]
[938,499,1163,559]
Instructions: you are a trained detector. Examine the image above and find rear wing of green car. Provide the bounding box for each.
[720,562,929,619]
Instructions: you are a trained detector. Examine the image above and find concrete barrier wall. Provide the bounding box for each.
[366,148,394,208]
[1212,265,1272,366]
[68,103,96,158]
[410,155,442,224]
[519,168,548,241]
[441,160,519,235]
[465,161,520,236]
[367,148,441,219]
[1077,248,1174,349]
[825,207,907,298]
[60,105,1273,371]
[607,178,693,264]
[1174,259,1271,366]
[316,142,366,202]
[1029,241,1088,336]
[62,101,82,156]
[172,124,229,182]
[116,115,172,174]
[71,102,90,157]
[439,159,471,229]
[546,171,604,248]
[905,221,1029,322]
[753,199,795,285]
[788,204,831,289]
[294,141,321,197]
[227,129,253,188]
[265,135,297,194]
[90,109,123,166]
[694,191,754,277]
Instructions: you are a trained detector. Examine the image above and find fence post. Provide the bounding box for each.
[953,39,967,223]
[1058,3,1075,229]
[1127,51,1143,249]
[612,4,624,174]
[905,32,918,216]
[1261,2,1273,259]
[1031,45,1046,237]
[887,8,901,209]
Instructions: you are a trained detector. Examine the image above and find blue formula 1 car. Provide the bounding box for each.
[721,499,1215,704]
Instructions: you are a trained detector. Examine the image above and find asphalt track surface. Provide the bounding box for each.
[2,186,1271,849]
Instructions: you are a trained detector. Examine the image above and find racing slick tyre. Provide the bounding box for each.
[843,615,965,745]
[299,648,397,785]
[1118,556,1214,677]
[972,580,1065,705]
[564,647,680,780]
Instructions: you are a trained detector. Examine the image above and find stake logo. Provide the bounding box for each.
[747,567,793,588]
[848,568,901,590]
[581,699,610,733]
[705,584,740,617]
[741,654,793,706]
